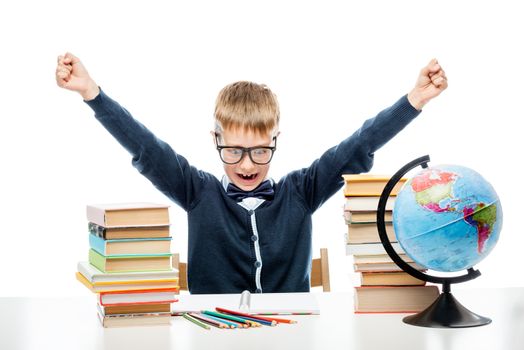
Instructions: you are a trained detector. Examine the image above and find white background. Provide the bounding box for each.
[0,0,521,296]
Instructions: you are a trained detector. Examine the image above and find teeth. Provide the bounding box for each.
[240,174,255,180]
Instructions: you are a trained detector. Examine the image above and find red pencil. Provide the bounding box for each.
[215,307,297,324]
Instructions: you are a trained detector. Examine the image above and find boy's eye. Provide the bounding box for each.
[252,148,269,156]
[226,148,243,156]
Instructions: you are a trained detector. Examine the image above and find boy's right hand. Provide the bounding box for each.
[56,53,99,101]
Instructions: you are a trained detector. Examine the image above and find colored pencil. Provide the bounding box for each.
[261,316,297,324]
[202,310,251,327]
[182,313,210,330]
[215,307,294,324]
[214,308,275,326]
[189,313,229,329]
[202,313,238,329]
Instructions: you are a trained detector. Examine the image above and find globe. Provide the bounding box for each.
[393,164,503,272]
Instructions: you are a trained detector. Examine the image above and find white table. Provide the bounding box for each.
[1,288,523,350]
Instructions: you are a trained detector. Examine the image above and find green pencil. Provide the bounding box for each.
[183,313,211,330]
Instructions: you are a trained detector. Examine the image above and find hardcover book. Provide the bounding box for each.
[86,202,170,228]
[98,288,178,306]
[360,271,426,286]
[76,272,179,293]
[88,222,170,239]
[342,175,407,197]
[346,222,396,244]
[344,196,396,212]
[88,249,172,273]
[77,261,178,283]
[89,234,172,256]
[97,312,172,328]
[354,285,439,313]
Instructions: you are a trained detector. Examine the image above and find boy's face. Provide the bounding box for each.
[216,128,276,191]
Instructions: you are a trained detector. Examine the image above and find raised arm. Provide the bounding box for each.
[292,59,448,212]
[55,53,208,210]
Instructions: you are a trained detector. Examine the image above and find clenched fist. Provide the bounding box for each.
[56,53,99,101]
[407,58,448,110]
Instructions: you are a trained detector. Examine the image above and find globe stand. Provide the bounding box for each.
[377,155,492,328]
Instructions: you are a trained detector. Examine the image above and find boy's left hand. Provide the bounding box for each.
[408,58,448,110]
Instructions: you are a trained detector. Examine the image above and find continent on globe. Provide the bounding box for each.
[411,168,458,213]
[463,203,497,254]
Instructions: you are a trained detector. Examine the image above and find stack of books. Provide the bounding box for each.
[76,202,180,327]
[342,175,439,313]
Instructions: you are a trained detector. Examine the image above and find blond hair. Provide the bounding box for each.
[214,81,280,137]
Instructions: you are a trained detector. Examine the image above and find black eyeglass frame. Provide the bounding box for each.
[215,134,277,165]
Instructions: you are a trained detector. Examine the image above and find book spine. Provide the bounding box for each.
[88,222,107,239]
[89,233,108,255]
[89,249,107,273]
[86,205,107,227]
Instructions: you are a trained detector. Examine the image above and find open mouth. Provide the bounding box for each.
[238,173,258,181]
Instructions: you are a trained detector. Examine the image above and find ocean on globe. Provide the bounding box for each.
[393,165,502,272]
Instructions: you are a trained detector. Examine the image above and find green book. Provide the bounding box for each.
[88,249,172,273]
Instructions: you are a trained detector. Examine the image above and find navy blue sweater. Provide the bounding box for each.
[85,90,420,294]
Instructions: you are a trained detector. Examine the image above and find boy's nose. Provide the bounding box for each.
[238,153,256,170]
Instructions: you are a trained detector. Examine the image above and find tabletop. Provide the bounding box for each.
[1,287,523,350]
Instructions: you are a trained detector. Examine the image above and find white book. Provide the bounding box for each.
[344,196,396,212]
[99,289,178,306]
[346,242,405,256]
[77,261,179,283]
[171,291,320,315]
[97,310,172,328]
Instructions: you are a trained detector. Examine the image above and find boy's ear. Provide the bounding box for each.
[210,131,217,146]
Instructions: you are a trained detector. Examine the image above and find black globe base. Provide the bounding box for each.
[403,291,492,328]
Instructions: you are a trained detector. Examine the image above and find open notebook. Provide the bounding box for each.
[171,291,320,315]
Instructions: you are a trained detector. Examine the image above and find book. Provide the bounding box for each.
[346,242,405,256]
[77,261,178,284]
[346,222,396,244]
[76,272,179,293]
[100,302,172,315]
[99,288,178,306]
[86,202,170,228]
[344,196,396,212]
[89,249,172,273]
[344,210,393,224]
[97,311,172,328]
[353,263,425,273]
[342,175,407,197]
[171,291,320,315]
[360,271,426,286]
[353,253,410,264]
[88,222,170,239]
[354,285,439,313]
[89,234,172,256]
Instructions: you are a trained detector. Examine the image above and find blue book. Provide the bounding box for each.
[89,234,172,257]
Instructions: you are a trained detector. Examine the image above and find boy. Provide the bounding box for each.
[56,53,447,294]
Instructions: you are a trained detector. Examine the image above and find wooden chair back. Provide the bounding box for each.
[172,247,330,292]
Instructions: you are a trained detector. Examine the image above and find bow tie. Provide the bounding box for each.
[226,180,275,202]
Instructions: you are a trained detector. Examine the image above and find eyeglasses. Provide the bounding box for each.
[215,135,277,165]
